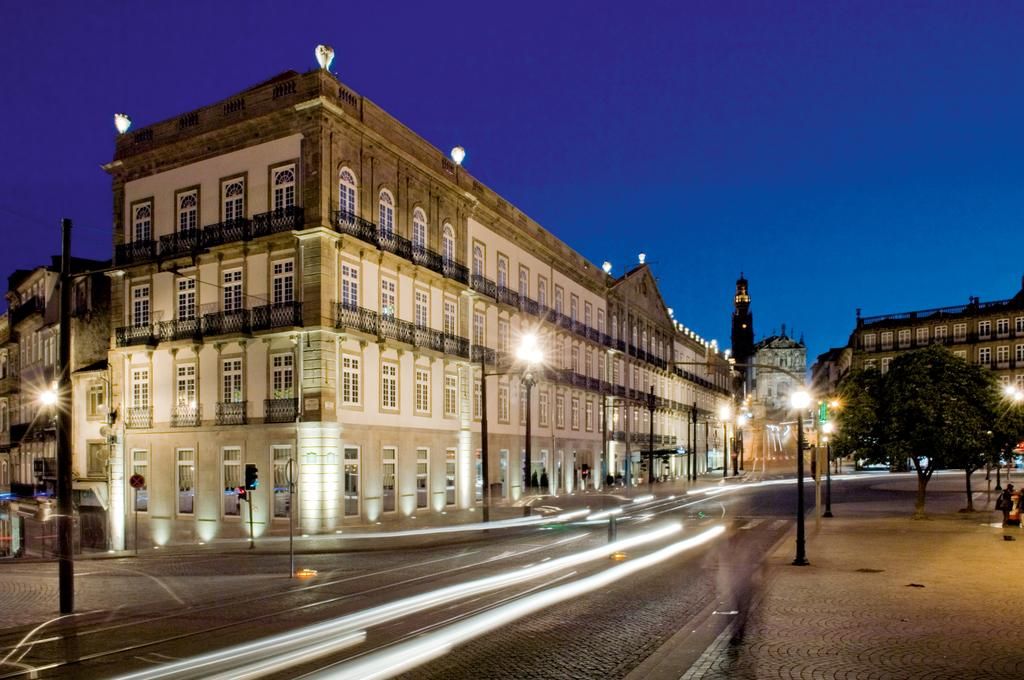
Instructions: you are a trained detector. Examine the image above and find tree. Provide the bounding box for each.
[836,345,1000,518]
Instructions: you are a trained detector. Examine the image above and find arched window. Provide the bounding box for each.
[497,257,508,289]
[472,245,484,277]
[273,166,296,211]
[339,168,357,219]
[442,223,455,264]
[378,189,394,237]
[412,207,427,251]
[133,203,152,241]
[178,191,197,232]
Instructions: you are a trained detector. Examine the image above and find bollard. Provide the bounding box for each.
[607,513,617,543]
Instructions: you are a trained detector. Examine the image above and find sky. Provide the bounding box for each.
[3,0,1024,362]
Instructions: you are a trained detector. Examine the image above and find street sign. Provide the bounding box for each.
[129,473,145,490]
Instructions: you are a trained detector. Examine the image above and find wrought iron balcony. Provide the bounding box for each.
[171,404,200,427]
[443,259,469,285]
[335,303,379,336]
[411,244,444,274]
[116,324,158,347]
[414,325,446,353]
[252,206,304,237]
[496,286,520,308]
[158,317,201,342]
[379,314,416,345]
[470,274,497,299]
[202,218,250,248]
[216,401,247,425]
[115,240,156,266]
[444,334,470,359]
[264,397,298,423]
[519,296,539,316]
[378,230,413,260]
[251,301,303,331]
[203,309,250,336]
[332,210,377,243]
[125,407,151,429]
[159,229,200,259]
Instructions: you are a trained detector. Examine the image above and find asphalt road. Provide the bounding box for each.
[0,476,885,680]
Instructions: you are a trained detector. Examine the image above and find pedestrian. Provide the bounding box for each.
[998,483,1014,526]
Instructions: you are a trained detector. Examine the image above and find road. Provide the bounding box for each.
[0,475,879,679]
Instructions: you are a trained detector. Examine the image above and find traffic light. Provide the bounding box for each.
[245,464,259,490]
[237,487,248,503]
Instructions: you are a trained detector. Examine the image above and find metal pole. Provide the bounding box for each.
[480,360,490,522]
[647,387,655,488]
[793,409,809,566]
[134,491,138,556]
[722,421,728,478]
[248,495,255,549]
[57,218,74,614]
[690,404,698,481]
[600,395,607,489]
[732,423,739,476]
[704,420,709,478]
[287,458,295,576]
[824,442,834,517]
[524,375,533,496]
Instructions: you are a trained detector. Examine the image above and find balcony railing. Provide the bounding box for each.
[332,210,377,242]
[171,404,201,427]
[159,229,200,259]
[158,318,202,342]
[9,296,44,326]
[251,301,303,330]
[264,398,298,423]
[202,218,250,248]
[116,324,158,347]
[203,309,250,336]
[379,314,416,345]
[470,274,497,299]
[115,240,156,266]
[216,401,247,425]
[496,286,520,307]
[378,230,413,261]
[411,244,443,273]
[125,407,151,429]
[443,259,469,285]
[251,206,304,237]
[335,303,379,336]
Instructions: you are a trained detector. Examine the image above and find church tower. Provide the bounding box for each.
[731,274,754,386]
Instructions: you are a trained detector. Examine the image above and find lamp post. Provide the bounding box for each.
[791,389,811,566]
[822,420,835,517]
[517,334,543,496]
[646,387,656,488]
[719,404,732,479]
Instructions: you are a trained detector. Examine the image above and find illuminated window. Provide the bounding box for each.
[339,168,357,218]
[223,178,245,221]
[177,190,198,232]
[381,363,398,410]
[415,368,430,413]
[342,355,360,405]
[378,190,395,237]
[133,203,152,241]
[412,208,427,251]
[272,165,295,211]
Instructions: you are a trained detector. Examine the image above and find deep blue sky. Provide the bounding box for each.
[4,1,1024,362]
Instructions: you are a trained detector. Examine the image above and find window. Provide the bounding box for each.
[997,346,1010,363]
[585,348,594,377]
[222,358,243,402]
[339,168,357,218]
[954,350,966,359]
[87,383,106,419]
[585,401,594,431]
[272,353,294,398]
[554,286,564,315]
[571,396,580,430]
[273,446,292,518]
[584,302,593,329]
[979,347,991,364]
[87,442,106,477]
[343,447,360,517]
[381,363,398,409]
[444,374,458,417]
[415,290,429,328]
[1017,317,1024,334]
[131,368,149,409]
[177,448,195,515]
[132,450,148,512]
[597,309,605,334]
[498,319,510,353]
[571,346,580,373]
[273,165,296,211]
[442,224,455,264]
[412,208,427,251]
[341,262,359,309]
[998,318,1010,336]
[380,278,396,318]
[864,359,877,370]
[473,245,484,277]
[342,355,360,405]
[570,295,579,323]
[1016,344,1024,362]
[177,277,196,320]
[880,331,892,349]
[539,391,549,427]
[223,448,241,517]
[378,190,394,237]
[382,447,397,513]
[555,394,565,428]
[897,329,910,348]
[497,256,508,289]
[915,327,928,345]
[416,448,429,509]
[519,267,529,299]
[176,364,196,407]
[444,299,457,336]
[223,178,245,221]
[131,284,150,326]
[498,381,510,423]
[473,312,485,346]
[177,190,198,232]
[133,203,152,241]
[881,357,892,374]
[538,277,547,308]
[1018,374,1024,390]
[272,260,294,305]
[978,320,992,338]
[446,449,457,506]
[934,326,947,342]
[953,324,966,341]
[415,368,430,413]
[223,269,243,312]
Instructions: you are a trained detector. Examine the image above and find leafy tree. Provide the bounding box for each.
[837,345,1000,518]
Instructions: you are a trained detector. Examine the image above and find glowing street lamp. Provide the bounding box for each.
[113,113,132,135]
[39,387,58,407]
[718,404,733,478]
[315,44,335,71]
[516,334,544,493]
[790,389,811,565]
[450,146,466,166]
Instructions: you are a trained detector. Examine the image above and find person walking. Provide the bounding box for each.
[999,483,1015,526]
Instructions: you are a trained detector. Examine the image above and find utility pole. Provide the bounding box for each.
[647,387,655,488]
[480,358,490,522]
[57,218,74,614]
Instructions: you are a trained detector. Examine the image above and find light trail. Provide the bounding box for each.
[310,525,727,680]
[330,509,589,539]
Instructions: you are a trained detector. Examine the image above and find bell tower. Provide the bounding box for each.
[731,273,754,384]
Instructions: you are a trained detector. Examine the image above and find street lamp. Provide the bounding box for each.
[647,387,656,488]
[737,412,749,472]
[514,334,544,496]
[719,404,732,479]
[822,420,835,517]
[790,389,811,566]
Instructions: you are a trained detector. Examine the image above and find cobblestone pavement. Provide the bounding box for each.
[681,474,1024,680]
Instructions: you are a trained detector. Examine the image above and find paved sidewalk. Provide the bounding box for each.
[649,472,1024,680]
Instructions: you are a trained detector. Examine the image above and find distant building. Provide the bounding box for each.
[750,328,806,411]
[849,277,1024,390]
[730,274,754,394]
[811,346,852,396]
